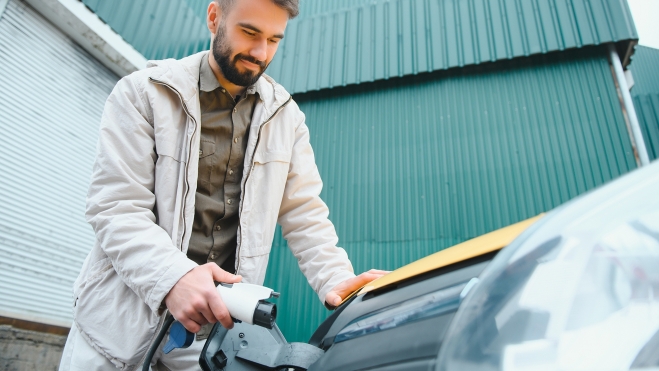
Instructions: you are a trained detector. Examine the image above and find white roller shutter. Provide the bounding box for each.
[0,0,119,327]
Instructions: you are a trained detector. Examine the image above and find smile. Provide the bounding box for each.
[239,58,261,71]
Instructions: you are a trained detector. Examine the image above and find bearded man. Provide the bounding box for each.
[58,0,386,369]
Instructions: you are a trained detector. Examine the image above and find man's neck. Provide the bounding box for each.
[207,53,247,98]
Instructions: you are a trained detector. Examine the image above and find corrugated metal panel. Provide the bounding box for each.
[634,94,659,161]
[0,0,118,326]
[81,0,209,60]
[263,48,636,342]
[297,0,376,18]
[77,0,637,93]
[266,0,638,94]
[629,46,659,162]
[629,46,659,96]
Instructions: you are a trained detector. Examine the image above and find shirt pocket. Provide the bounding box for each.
[198,139,215,159]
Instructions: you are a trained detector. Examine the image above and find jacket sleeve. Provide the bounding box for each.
[85,75,197,313]
[277,109,356,303]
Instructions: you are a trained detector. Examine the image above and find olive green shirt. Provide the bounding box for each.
[187,53,259,273]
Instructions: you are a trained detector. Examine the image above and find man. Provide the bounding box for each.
[59,0,386,369]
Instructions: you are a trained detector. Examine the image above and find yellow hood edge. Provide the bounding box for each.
[341,214,544,306]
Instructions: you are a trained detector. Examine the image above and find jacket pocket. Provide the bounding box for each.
[244,150,290,248]
[253,150,290,164]
[155,138,183,162]
[74,265,159,369]
[238,253,270,285]
[247,150,290,213]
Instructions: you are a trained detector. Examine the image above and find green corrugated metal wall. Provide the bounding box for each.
[82,0,637,83]
[81,0,209,60]
[263,47,636,342]
[634,94,659,161]
[629,46,659,161]
[630,46,659,96]
[267,0,638,94]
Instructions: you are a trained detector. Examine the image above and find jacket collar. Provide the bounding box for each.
[146,51,290,116]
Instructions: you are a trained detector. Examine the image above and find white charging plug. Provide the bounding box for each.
[216,283,279,328]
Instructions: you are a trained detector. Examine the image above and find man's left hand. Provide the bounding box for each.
[325,269,389,307]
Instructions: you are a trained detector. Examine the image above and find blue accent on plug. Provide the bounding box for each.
[163,321,195,354]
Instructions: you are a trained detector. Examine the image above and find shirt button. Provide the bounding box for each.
[233,108,237,113]
[209,253,216,259]
[227,199,233,205]
[215,225,221,231]
[221,88,226,93]
[199,150,203,156]
[229,169,234,175]
[234,138,238,143]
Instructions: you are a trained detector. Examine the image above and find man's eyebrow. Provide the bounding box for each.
[238,22,285,39]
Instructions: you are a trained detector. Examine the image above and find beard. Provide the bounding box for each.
[212,23,268,87]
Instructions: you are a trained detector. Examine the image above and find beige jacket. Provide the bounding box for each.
[73,52,355,370]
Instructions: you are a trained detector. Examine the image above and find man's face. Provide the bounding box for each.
[210,0,288,87]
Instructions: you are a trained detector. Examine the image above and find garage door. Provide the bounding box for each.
[0,0,119,327]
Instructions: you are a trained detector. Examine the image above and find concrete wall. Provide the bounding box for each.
[0,326,66,371]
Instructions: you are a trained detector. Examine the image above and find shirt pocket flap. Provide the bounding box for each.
[253,150,291,164]
[199,140,215,159]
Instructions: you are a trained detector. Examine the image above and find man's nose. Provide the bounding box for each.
[249,39,268,63]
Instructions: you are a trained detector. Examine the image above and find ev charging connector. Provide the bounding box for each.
[143,283,279,371]
[216,283,279,328]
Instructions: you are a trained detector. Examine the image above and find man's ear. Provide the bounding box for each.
[207,1,220,34]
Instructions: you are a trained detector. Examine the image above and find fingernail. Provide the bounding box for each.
[334,298,341,305]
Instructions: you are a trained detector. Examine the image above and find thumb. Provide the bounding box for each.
[209,263,242,284]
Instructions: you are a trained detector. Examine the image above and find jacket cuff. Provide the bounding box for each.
[146,258,198,313]
[318,270,357,307]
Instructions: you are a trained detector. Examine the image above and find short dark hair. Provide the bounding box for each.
[216,0,299,19]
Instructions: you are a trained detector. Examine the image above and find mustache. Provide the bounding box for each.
[234,53,266,69]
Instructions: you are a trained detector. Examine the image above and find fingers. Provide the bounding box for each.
[207,288,234,329]
[171,305,207,333]
[325,269,391,307]
[366,269,390,276]
[203,264,236,328]
[165,264,241,333]
[208,263,242,284]
[325,292,342,307]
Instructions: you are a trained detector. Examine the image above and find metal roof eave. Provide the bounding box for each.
[24,0,146,76]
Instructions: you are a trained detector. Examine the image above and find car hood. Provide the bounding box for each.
[341,214,544,305]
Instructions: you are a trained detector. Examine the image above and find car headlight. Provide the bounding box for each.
[334,279,477,343]
[437,163,659,371]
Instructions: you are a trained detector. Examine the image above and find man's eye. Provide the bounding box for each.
[269,39,280,44]
[243,30,255,36]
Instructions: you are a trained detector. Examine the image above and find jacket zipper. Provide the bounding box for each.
[148,77,197,251]
[135,78,196,370]
[235,96,292,274]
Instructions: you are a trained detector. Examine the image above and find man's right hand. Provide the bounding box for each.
[164,263,242,333]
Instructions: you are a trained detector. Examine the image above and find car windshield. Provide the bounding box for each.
[437,164,659,371]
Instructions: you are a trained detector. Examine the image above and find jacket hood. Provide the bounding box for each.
[146,51,290,114]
